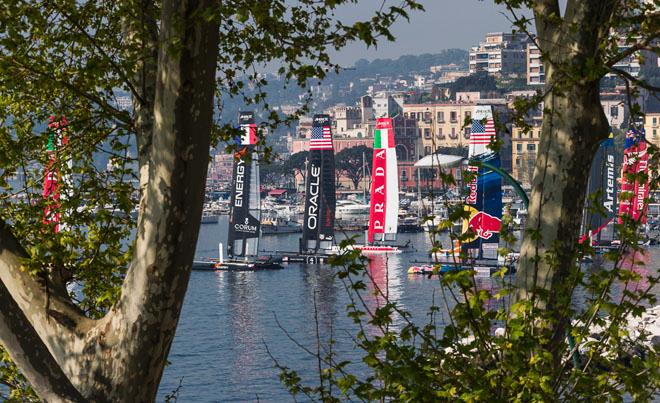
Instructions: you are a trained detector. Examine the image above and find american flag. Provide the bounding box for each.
[470,118,496,145]
[309,125,333,150]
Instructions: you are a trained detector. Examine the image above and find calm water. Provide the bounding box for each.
[157,218,658,402]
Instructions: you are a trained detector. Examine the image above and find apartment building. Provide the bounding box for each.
[527,41,642,85]
[526,43,545,85]
[511,119,542,188]
[645,96,660,149]
[469,32,529,76]
[372,92,405,118]
[402,103,475,154]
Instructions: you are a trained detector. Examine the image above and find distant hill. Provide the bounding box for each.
[218,49,470,130]
[349,49,469,77]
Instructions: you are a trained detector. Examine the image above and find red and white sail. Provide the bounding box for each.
[367,117,399,243]
[42,116,69,233]
[618,128,649,224]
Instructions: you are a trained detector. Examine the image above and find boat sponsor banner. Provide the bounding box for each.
[302,114,335,252]
[581,135,617,245]
[462,106,502,259]
[228,112,261,257]
[618,128,649,224]
[368,117,398,243]
[368,146,387,242]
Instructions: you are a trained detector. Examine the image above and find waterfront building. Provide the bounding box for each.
[469,32,529,76]
[392,114,419,191]
[645,96,660,149]
[402,102,475,153]
[511,119,542,189]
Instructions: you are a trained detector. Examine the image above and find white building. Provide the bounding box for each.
[469,32,529,76]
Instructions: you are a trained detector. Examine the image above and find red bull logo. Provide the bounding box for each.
[463,207,501,241]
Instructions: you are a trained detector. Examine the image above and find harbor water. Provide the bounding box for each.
[157,217,658,401]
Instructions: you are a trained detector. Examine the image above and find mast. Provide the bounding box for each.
[227,111,261,259]
[367,117,399,244]
[461,105,502,260]
[300,114,336,253]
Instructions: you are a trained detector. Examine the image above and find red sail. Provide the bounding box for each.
[42,116,69,233]
[618,128,649,224]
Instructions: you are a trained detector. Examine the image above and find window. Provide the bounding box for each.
[654,129,657,138]
[450,111,457,123]
[517,144,522,152]
[653,117,657,125]
[403,112,408,119]
[424,112,432,121]
[527,143,536,152]
[516,157,521,167]
[518,131,522,139]
[465,111,471,120]
[424,146,432,155]
[610,106,619,118]
[437,127,444,138]
[437,111,445,122]
[424,128,431,139]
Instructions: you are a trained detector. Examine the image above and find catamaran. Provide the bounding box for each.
[579,133,618,249]
[354,117,401,254]
[194,111,282,271]
[277,114,337,264]
[409,105,516,274]
[617,127,651,236]
[42,116,70,232]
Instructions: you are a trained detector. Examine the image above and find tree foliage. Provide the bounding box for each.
[336,145,373,190]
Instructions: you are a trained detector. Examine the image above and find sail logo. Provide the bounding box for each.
[604,154,615,213]
[465,165,479,204]
[313,115,329,125]
[234,159,245,207]
[462,206,500,242]
[306,165,321,230]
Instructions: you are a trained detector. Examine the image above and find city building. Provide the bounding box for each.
[527,41,643,85]
[526,43,544,85]
[392,114,419,191]
[644,96,660,149]
[469,32,529,76]
[402,102,475,153]
[329,104,362,135]
[510,118,542,189]
[372,92,405,118]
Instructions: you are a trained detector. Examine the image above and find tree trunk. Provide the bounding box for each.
[515,0,618,365]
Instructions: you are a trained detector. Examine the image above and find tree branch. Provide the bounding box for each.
[610,67,660,93]
[0,220,91,367]
[605,35,660,68]
[0,280,85,402]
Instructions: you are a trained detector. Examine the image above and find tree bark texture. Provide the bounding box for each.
[0,0,219,400]
[515,0,618,362]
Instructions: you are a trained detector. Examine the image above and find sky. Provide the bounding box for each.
[331,0,533,66]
